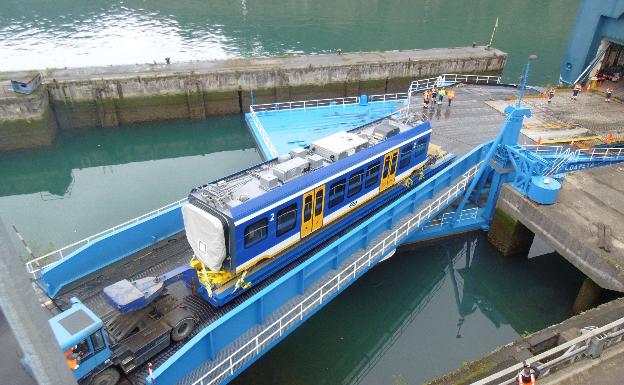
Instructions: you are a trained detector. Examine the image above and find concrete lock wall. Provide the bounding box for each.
[0,46,507,151]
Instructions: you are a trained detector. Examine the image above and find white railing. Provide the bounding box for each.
[368,92,409,103]
[247,108,279,158]
[250,96,360,112]
[190,162,482,385]
[471,315,624,385]
[25,198,189,277]
[523,144,624,161]
[249,92,409,114]
[422,207,479,230]
[409,73,501,94]
[407,74,501,106]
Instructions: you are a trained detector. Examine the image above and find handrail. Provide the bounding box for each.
[409,73,501,93]
[523,144,624,161]
[190,162,482,385]
[25,198,189,277]
[247,108,279,158]
[470,315,624,385]
[249,92,409,114]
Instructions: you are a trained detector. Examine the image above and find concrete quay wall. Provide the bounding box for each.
[494,170,624,294]
[427,296,624,385]
[0,46,506,151]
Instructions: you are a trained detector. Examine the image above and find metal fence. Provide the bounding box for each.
[249,92,410,114]
[247,108,279,158]
[25,198,188,277]
[190,162,482,385]
[523,144,624,161]
[407,74,501,105]
[471,316,624,385]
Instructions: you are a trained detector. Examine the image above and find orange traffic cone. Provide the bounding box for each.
[607,132,614,144]
[586,83,591,92]
[536,137,542,145]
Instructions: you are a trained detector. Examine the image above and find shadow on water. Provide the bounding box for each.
[232,232,584,385]
[0,116,255,197]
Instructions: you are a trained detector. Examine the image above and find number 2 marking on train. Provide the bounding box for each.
[270,213,275,221]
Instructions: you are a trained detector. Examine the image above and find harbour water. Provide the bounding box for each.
[0,0,579,85]
[0,0,590,383]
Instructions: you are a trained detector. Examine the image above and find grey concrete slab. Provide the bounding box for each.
[497,166,624,292]
[0,310,37,385]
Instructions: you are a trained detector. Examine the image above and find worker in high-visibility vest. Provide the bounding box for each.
[438,88,446,105]
[65,346,80,370]
[447,89,455,106]
[517,361,541,384]
[606,87,614,103]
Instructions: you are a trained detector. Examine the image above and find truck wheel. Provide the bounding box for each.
[90,367,120,385]
[171,317,195,342]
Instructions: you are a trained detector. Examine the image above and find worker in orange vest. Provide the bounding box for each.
[447,89,455,106]
[571,83,582,100]
[517,361,541,384]
[65,346,80,370]
[606,87,614,103]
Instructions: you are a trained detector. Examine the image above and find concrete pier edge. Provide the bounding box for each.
[0,46,506,152]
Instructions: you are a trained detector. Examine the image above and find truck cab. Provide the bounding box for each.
[49,298,113,383]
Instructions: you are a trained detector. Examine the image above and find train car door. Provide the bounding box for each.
[301,185,326,238]
[380,149,399,191]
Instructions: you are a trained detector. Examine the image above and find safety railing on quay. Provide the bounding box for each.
[247,108,279,158]
[471,315,624,385]
[523,144,624,161]
[25,198,189,277]
[408,73,502,94]
[190,162,482,385]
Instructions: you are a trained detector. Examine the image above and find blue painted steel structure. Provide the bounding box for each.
[560,0,624,85]
[39,205,184,298]
[151,143,491,385]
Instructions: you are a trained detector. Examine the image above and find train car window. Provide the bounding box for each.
[315,190,324,215]
[365,163,381,188]
[329,179,346,208]
[303,195,313,222]
[244,218,268,248]
[399,145,413,170]
[277,204,297,237]
[413,138,428,158]
[382,157,390,178]
[389,152,399,174]
[348,171,364,197]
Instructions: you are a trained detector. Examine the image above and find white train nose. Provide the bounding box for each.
[182,204,227,271]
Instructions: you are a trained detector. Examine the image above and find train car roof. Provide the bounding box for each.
[190,116,431,223]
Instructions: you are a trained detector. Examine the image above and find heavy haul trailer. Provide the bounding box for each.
[47,115,454,385]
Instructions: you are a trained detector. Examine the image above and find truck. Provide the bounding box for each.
[49,266,199,385]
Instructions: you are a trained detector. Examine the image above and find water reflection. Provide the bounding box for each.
[0,117,260,257]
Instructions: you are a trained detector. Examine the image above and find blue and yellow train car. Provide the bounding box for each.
[183,115,447,306]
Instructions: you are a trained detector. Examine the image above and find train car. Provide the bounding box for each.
[183,114,449,307]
